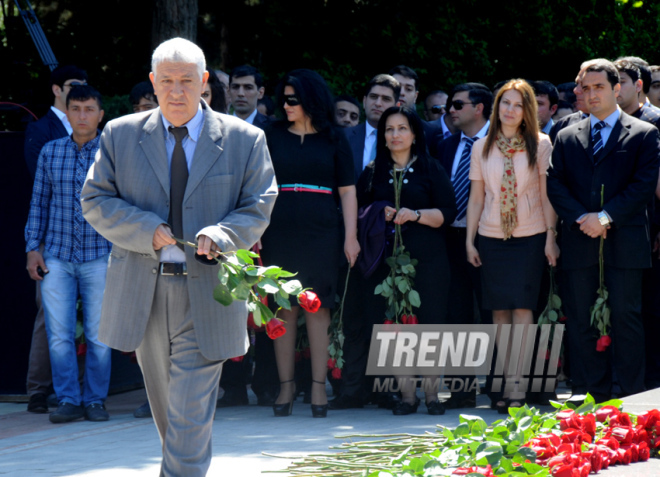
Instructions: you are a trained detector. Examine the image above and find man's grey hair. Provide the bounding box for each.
[151,37,206,80]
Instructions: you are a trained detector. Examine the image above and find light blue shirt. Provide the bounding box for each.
[159,104,205,262]
[589,107,620,150]
[542,119,553,135]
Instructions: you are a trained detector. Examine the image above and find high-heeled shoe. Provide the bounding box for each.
[273,379,295,417]
[310,380,328,418]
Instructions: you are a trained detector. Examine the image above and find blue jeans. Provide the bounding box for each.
[41,251,111,406]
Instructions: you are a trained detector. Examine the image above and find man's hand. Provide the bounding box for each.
[577,213,608,238]
[153,224,176,251]
[197,235,221,259]
[26,250,47,281]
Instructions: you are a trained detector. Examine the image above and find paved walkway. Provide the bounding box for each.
[0,386,658,476]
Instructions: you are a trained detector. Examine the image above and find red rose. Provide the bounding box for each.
[76,343,87,356]
[230,355,244,363]
[595,405,620,423]
[331,367,342,379]
[559,316,568,322]
[247,312,264,331]
[383,319,394,325]
[596,335,611,352]
[298,290,321,313]
[327,358,336,369]
[302,347,311,359]
[638,442,650,461]
[407,314,419,324]
[401,314,409,324]
[295,351,302,362]
[551,463,577,477]
[266,318,286,339]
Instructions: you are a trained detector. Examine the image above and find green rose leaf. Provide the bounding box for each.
[408,289,421,307]
[213,283,234,306]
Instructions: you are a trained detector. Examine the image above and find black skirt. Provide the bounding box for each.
[479,233,546,311]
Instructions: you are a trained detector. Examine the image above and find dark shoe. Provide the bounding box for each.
[256,389,278,407]
[377,392,402,409]
[311,404,328,418]
[216,389,249,408]
[426,400,446,415]
[443,393,476,409]
[27,393,48,413]
[328,394,364,410]
[49,403,84,423]
[84,403,109,422]
[273,379,295,417]
[133,401,152,418]
[495,399,510,414]
[47,393,59,408]
[392,398,420,415]
[508,398,526,410]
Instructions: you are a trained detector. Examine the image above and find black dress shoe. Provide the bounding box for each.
[133,401,152,418]
[426,400,446,415]
[216,389,249,408]
[443,393,476,409]
[256,389,278,407]
[273,401,293,416]
[27,393,48,413]
[377,392,402,409]
[49,403,84,423]
[328,394,364,410]
[311,404,328,418]
[392,398,420,415]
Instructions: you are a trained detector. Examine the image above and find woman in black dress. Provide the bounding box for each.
[261,69,360,418]
[357,106,456,415]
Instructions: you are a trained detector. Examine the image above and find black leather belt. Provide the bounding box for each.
[159,262,187,276]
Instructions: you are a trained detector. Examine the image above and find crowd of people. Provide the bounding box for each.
[20,36,660,475]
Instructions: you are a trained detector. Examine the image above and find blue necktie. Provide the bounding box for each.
[592,121,607,158]
[453,136,477,221]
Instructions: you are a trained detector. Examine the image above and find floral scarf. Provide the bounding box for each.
[496,132,526,240]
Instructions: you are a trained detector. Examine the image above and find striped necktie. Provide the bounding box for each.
[453,136,478,221]
[592,121,607,158]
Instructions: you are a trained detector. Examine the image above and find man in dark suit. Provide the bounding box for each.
[218,64,277,408]
[344,74,400,181]
[435,82,492,409]
[550,61,597,143]
[614,59,660,129]
[547,59,660,402]
[329,74,400,410]
[23,64,88,414]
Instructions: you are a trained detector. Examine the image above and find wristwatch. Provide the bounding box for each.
[414,210,421,222]
[597,211,610,227]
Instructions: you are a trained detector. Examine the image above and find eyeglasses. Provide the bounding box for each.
[283,94,301,107]
[63,81,87,88]
[450,100,475,111]
[426,105,446,114]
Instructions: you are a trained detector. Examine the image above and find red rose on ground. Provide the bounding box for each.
[230,355,244,363]
[298,290,321,313]
[596,335,612,352]
[595,405,620,422]
[266,318,286,339]
[331,367,342,379]
[77,343,87,356]
[327,358,336,369]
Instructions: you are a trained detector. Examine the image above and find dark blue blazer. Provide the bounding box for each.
[24,109,68,179]
[434,132,461,177]
[547,113,660,270]
[252,112,271,130]
[344,123,367,182]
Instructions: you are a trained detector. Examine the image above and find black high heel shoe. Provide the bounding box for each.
[273,380,295,417]
[310,380,328,418]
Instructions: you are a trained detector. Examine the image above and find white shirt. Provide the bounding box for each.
[51,106,73,135]
[450,121,490,228]
[363,122,377,169]
[234,109,258,125]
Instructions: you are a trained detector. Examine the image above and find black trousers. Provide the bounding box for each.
[564,265,645,397]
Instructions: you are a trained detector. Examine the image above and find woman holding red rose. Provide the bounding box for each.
[465,79,559,412]
[260,69,360,418]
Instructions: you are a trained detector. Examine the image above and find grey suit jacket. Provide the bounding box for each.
[81,104,278,360]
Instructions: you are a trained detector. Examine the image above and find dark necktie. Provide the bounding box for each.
[169,126,189,249]
[453,136,478,221]
[592,121,607,158]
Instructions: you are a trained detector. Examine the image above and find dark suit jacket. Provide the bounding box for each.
[547,113,660,270]
[252,111,271,130]
[24,109,68,179]
[434,132,461,177]
[549,111,585,144]
[632,103,660,130]
[344,123,367,181]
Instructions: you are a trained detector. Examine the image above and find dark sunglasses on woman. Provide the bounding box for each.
[283,94,301,106]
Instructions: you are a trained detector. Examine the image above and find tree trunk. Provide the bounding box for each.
[152,0,198,49]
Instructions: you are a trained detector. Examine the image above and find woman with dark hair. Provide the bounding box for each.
[465,79,559,413]
[357,106,456,415]
[202,69,227,113]
[261,69,360,418]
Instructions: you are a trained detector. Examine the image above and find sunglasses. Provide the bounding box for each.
[450,100,475,111]
[283,94,301,107]
[428,105,446,114]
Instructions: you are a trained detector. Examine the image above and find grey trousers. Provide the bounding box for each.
[136,275,224,477]
[26,278,53,397]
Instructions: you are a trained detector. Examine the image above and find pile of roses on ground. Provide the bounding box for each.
[272,395,659,476]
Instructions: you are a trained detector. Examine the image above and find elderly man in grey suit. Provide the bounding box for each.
[81,38,277,476]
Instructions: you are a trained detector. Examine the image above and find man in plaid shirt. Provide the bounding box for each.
[25,85,112,424]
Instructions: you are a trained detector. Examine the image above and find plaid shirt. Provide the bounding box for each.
[25,134,111,262]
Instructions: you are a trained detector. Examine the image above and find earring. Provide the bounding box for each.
[521,120,526,128]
